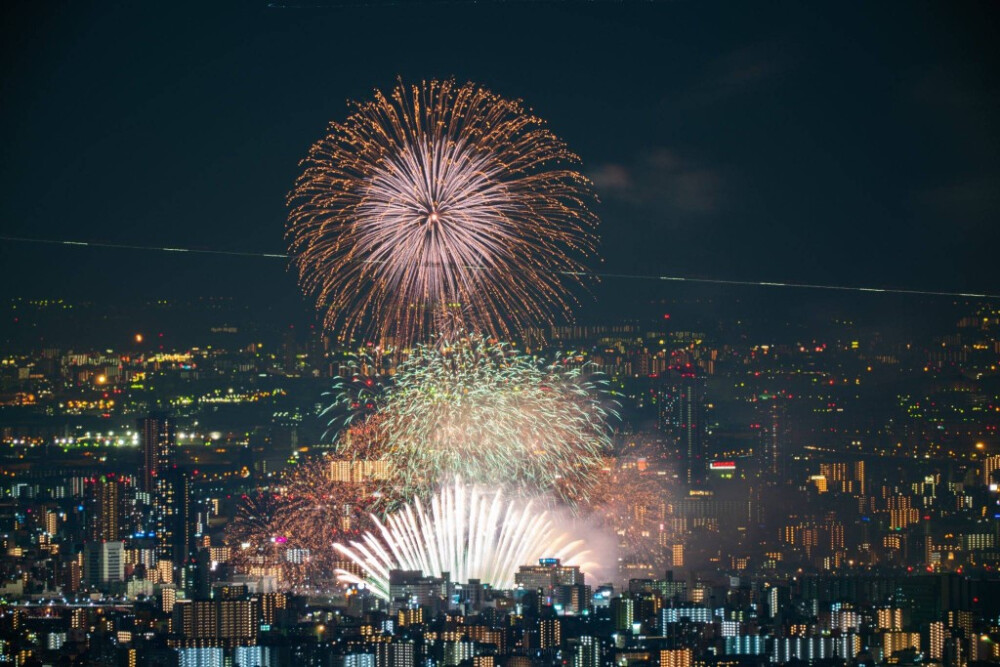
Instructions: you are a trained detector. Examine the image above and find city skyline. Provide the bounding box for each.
[3,2,1000,666]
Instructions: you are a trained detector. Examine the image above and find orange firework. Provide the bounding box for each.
[587,459,673,572]
[287,78,599,345]
[227,457,388,592]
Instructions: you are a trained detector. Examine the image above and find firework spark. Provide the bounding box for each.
[287,78,598,344]
[334,479,597,599]
[587,460,672,574]
[328,335,617,502]
[227,458,386,591]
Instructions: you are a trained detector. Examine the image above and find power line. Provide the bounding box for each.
[2,234,997,300]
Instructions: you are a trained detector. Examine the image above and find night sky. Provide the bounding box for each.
[2,1,998,315]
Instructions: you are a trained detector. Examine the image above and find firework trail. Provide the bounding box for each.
[327,335,618,503]
[334,479,597,599]
[287,78,598,345]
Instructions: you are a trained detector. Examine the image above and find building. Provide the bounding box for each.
[173,598,259,647]
[611,597,635,633]
[83,541,124,584]
[756,393,786,481]
[374,642,414,667]
[387,570,449,613]
[820,461,866,495]
[983,455,1000,486]
[572,636,602,667]
[85,474,129,542]
[539,618,561,650]
[138,412,175,496]
[882,632,920,659]
[656,368,707,485]
[515,558,584,591]
[660,649,693,667]
[138,413,190,582]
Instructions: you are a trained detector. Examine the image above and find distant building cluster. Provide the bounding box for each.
[2,298,1000,664]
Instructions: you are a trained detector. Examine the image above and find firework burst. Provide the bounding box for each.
[328,335,617,502]
[227,458,388,591]
[587,460,672,574]
[334,479,597,599]
[287,78,599,344]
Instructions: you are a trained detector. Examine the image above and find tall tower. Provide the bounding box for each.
[85,474,129,542]
[139,412,175,495]
[658,367,707,486]
[139,413,181,579]
[166,467,199,592]
[755,392,788,483]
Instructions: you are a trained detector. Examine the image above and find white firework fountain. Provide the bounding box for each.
[333,479,596,599]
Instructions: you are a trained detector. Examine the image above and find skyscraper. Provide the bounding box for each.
[85,475,124,542]
[138,413,190,585]
[755,393,788,482]
[139,412,175,496]
[657,367,707,486]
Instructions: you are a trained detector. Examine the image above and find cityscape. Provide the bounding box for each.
[2,2,999,667]
[2,293,999,666]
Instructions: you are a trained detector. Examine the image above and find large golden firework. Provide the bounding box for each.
[287,79,598,345]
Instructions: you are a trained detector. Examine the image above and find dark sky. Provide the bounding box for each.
[2,1,998,313]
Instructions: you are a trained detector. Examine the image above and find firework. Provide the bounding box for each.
[330,335,617,502]
[287,78,598,344]
[227,491,286,580]
[227,458,387,591]
[323,357,387,439]
[586,460,672,574]
[334,479,597,599]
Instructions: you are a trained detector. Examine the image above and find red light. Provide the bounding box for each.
[663,314,670,320]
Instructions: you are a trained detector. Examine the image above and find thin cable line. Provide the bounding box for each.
[1,234,996,299]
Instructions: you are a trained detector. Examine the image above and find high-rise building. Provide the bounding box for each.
[930,621,946,661]
[539,618,561,650]
[611,597,634,633]
[161,467,199,592]
[983,455,1000,486]
[820,462,866,495]
[139,413,175,496]
[174,598,259,646]
[442,640,476,666]
[657,368,707,485]
[877,608,904,630]
[140,413,199,592]
[85,475,130,542]
[139,413,180,574]
[374,642,415,667]
[660,649,693,667]
[755,394,787,481]
[573,636,602,667]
